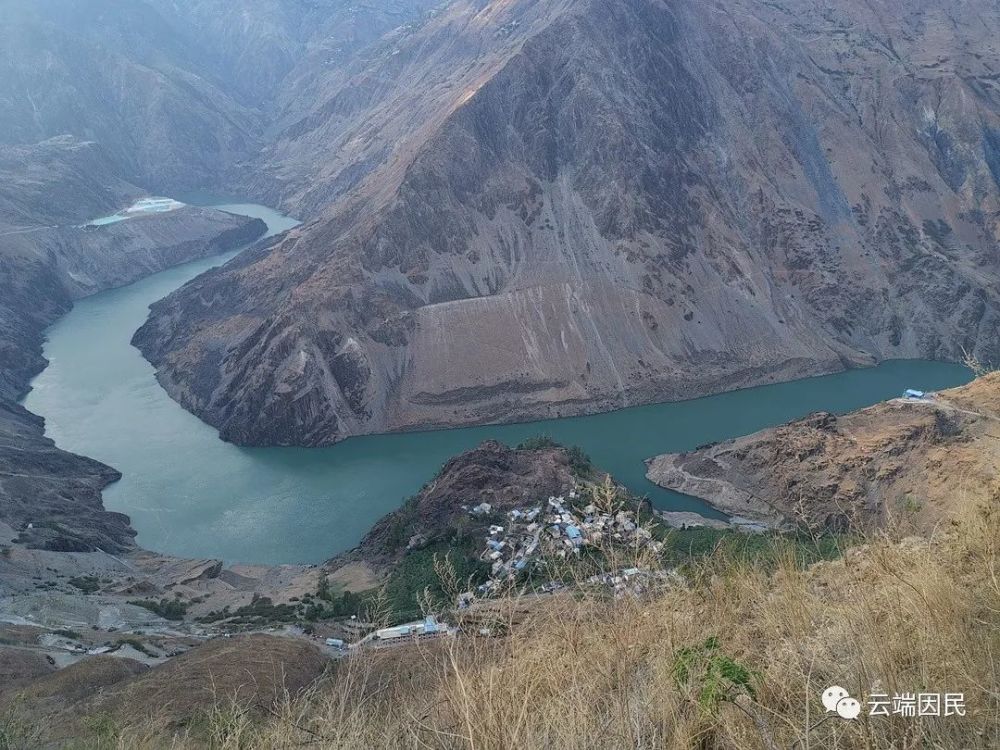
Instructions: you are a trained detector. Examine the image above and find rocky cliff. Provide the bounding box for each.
[136,0,1000,447]
[646,373,1000,531]
[0,0,447,561]
[0,400,131,553]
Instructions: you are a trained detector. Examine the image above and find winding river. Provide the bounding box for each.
[22,200,973,565]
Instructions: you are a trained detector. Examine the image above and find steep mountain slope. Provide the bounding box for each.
[0,0,440,193]
[0,137,140,228]
[0,0,258,192]
[238,0,563,213]
[0,0,444,551]
[136,0,1000,447]
[0,400,131,553]
[163,0,445,108]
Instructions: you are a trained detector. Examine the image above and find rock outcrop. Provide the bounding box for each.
[646,374,1000,531]
[352,439,581,566]
[136,0,1000,447]
[0,401,131,553]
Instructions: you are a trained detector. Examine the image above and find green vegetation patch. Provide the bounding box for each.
[673,636,759,713]
[303,578,366,621]
[381,541,489,624]
[128,598,189,621]
[659,527,855,571]
[224,595,299,626]
[68,575,101,594]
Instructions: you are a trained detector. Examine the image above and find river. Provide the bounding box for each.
[22,200,973,565]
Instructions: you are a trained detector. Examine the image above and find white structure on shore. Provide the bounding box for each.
[375,615,446,642]
[86,197,185,227]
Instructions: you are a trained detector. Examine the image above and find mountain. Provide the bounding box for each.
[0,0,447,553]
[0,0,257,192]
[0,0,440,193]
[135,0,1000,447]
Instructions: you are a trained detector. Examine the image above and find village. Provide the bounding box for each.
[464,490,668,599]
[315,490,670,653]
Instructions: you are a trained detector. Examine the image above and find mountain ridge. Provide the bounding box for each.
[137,0,1000,447]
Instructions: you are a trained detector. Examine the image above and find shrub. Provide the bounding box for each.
[68,575,100,594]
[517,435,561,450]
[128,598,189,621]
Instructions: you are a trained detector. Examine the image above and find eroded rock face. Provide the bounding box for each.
[138,0,1000,447]
[0,400,131,553]
[646,374,1000,531]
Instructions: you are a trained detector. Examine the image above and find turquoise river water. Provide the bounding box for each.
[22,201,973,564]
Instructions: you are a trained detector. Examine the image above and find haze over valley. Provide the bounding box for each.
[1,3,999,746]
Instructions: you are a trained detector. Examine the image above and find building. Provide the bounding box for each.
[375,615,443,641]
[565,525,583,545]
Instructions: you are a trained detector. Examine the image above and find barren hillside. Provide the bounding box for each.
[647,372,1000,531]
[137,0,1000,446]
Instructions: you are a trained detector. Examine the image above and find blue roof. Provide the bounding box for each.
[565,525,582,539]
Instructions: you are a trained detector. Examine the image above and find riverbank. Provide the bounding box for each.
[14,203,973,566]
[646,373,1000,533]
[1,203,267,554]
[1,199,308,645]
[25,293,974,563]
[0,199,978,689]
[5,432,997,749]
[4,375,998,750]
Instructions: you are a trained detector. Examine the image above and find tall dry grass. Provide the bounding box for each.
[96,487,1000,750]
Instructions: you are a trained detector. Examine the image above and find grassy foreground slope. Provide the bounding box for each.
[30,498,997,747]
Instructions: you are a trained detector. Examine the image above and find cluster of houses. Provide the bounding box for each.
[468,491,666,598]
[318,492,678,652]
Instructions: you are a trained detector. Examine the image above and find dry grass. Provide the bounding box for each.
[54,488,1000,750]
